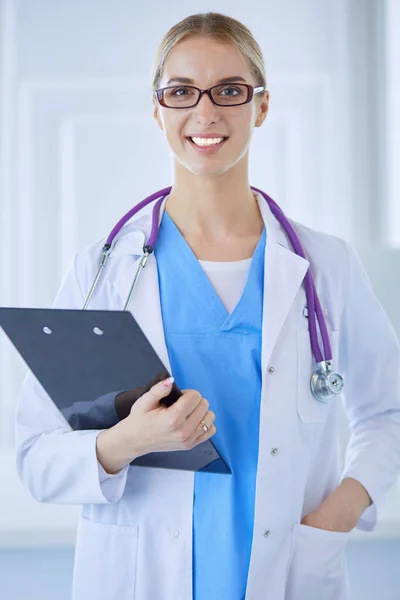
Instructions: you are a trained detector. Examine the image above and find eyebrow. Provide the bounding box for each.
[165,76,247,86]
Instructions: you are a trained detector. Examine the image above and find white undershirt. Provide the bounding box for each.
[198,257,252,314]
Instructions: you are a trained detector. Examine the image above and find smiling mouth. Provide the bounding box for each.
[186,136,229,148]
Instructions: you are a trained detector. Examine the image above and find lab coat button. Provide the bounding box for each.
[263,529,271,538]
[172,529,180,538]
[270,447,279,456]
[267,366,275,374]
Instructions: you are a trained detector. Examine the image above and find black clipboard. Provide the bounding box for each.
[0,307,231,474]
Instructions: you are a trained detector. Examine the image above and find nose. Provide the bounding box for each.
[193,91,220,123]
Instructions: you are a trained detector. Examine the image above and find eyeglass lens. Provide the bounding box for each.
[162,84,250,107]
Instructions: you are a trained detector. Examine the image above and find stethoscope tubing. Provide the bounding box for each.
[82,186,345,404]
[98,185,331,364]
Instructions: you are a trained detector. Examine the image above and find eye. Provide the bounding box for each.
[171,86,194,97]
[219,86,242,96]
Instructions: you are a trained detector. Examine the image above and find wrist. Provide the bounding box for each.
[339,477,372,515]
[96,421,143,475]
[303,478,373,533]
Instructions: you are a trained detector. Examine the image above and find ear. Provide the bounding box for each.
[255,91,269,128]
[152,97,164,132]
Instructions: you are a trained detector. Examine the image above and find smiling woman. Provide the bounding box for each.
[13,10,400,600]
[151,16,269,194]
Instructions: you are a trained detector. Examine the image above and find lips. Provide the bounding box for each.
[186,134,229,139]
[185,135,229,144]
[186,136,228,154]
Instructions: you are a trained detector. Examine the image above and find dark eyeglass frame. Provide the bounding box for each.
[155,83,265,109]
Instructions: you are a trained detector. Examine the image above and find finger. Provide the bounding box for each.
[185,395,209,419]
[134,377,175,411]
[166,389,203,420]
[186,403,214,433]
[181,409,215,445]
[188,423,217,448]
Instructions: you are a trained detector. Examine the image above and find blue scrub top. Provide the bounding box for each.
[155,211,266,600]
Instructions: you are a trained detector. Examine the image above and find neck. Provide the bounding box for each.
[165,161,263,242]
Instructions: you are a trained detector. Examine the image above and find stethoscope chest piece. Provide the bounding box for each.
[310,361,345,403]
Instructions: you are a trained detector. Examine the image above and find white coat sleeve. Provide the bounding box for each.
[339,243,400,531]
[15,252,130,504]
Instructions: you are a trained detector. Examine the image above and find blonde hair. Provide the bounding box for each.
[152,12,267,92]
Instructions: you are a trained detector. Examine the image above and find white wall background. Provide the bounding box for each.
[0,0,399,548]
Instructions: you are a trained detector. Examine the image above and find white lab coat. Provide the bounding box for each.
[15,194,400,600]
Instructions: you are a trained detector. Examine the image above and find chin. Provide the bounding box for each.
[182,159,235,178]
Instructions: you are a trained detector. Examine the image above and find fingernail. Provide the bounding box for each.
[160,376,174,389]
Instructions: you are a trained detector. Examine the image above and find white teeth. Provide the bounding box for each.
[190,137,225,146]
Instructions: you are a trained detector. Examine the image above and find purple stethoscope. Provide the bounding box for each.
[83,186,344,403]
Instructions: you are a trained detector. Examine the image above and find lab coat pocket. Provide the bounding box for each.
[72,516,139,600]
[297,329,340,423]
[285,524,350,600]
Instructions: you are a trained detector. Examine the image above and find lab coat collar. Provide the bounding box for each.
[110,191,310,370]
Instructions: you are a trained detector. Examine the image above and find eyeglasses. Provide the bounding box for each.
[155,83,265,109]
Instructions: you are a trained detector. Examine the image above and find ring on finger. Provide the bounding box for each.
[199,419,210,433]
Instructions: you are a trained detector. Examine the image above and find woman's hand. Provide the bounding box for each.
[96,377,216,475]
[301,477,372,533]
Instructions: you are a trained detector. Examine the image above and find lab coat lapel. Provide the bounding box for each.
[110,198,172,373]
[129,253,171,372]
[256,194,310,367]
[110,193,310,373]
